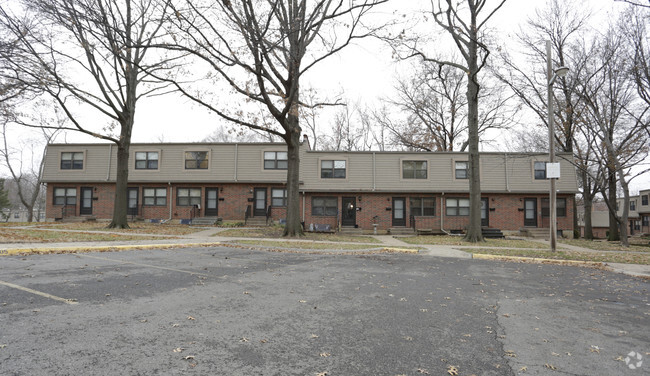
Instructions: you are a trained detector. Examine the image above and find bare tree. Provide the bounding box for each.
[159,0,387,236]
[0,0,174,228]
[391,0,507,242]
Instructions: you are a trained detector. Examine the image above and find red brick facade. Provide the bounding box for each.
[46,183,574,233]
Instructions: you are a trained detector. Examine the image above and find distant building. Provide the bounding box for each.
[617,189,650,235]
[577,201,611,239]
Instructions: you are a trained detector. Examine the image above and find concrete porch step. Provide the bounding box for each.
[191,217,222,226]
[245,217,268,227]
[522,228,550,239]
[388,227,415,235]
[339,227,364,234]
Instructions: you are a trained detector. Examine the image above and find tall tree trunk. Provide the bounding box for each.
[583,192,594,240]
[606,166,619,241]
[108,114,133,229]
[283,126,303,237]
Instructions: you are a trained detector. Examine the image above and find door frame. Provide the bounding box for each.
[524,198,537,227]
[253,187,267,217]
[341,197,356,227]
[392,197,406,227]
[80,187,93,215]
[205,188,219,216]
[481,197,489,227]
[127,187,139,216]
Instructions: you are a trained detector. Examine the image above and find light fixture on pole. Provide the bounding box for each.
[546,40,569,252]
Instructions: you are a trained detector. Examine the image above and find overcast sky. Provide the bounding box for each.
[3,0,649,192]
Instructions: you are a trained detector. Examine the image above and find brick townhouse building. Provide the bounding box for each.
[617,189,650,236]
[42,140,579,236]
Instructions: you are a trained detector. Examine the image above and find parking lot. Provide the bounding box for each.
[0,246,648,375]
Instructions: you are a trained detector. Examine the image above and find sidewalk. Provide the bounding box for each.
[1,226,648,278]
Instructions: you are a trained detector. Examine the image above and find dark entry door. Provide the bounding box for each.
[392,197,406,226]
[127,187,138,216]
[524,198,537,227]
[342,197,356,227]
[80,187,93,215]
[254,188,267,216]
[205,188,218,216]
[481,198,489,227]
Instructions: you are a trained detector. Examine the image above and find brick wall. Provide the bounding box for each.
[45,183,575,233]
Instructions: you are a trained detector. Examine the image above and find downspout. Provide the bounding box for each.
[163,182,173,223]
[504,153,510,192]
[440,193,451,235]
[302,191,305,222]
[234,144,238,181]
[372,152,376,191]
[106,144,113,181]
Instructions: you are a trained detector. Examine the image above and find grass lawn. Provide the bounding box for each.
[231,240,390,250]
[216,227,381,243]
[399,235,549,249]
[0,229,171,243]
[33,222,204,235]
[469,248,650,265]
[561,238,650,253]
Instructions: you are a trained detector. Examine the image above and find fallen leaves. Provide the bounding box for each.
[187,316,195,321]
[519,366,527,372]
[183,355,195,360]
[319,352,331,357]
[504,350,517,358]
[446,365,458,375]
[173,347,184,353]
[544,363,557,370]
[316,372,327,376]
[417,368,429,374]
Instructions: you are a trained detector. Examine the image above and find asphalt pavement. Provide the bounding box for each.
[0,245,648,375]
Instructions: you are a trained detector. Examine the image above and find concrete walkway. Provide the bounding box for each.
[1,226,648,278]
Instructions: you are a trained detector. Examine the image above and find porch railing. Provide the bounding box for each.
[266,205,272,225]
[61,204,76,218]
[244,205,252,226]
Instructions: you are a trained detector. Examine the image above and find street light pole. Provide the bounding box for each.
[547,41,557,252]
[546,41,569,252]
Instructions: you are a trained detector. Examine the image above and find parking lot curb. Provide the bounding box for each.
[472,253,605,268]
[0,242,223,256]
[380,247,419,254]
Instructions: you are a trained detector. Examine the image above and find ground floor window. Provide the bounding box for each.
[446,198,469,216]
[643,215,649,227]
[634,220,641,231]
[143,188,167,206]
[54,188,76,205]
[410,197,435,216]
[177,188,201,206]
[271,188,287,207]
[541,198,567,217]
[312,197,337,216]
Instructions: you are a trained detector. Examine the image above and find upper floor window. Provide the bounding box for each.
[264,152,288,170]
[643,215,649,227]
[410,197,435,216]
[403,160,427,179]
[61,152,83,170]
[455,161,468,179]
[534,161,546,179]
[446,198,469,216]
[143,188,167,206]
[271,188,287,207]
[135,152,159,170]
[177,188,201,206]
[542,198,567,217]
[54,188,76,205]
[321,160,346,178]
[642,195,648,206]
[630,200,636,211]
[184,151,208,169]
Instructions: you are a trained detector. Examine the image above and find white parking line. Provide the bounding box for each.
[0,280,78,305]
[77,254,210,277]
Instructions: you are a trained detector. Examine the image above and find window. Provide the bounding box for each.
[135,152,159,169]
[13,212,19,219]
[642,195,648,206]
[643,215,649,227]
[177,188,201,206]
[630,200,636,211]
[60,152,83,170]
[143,188,167,206]
[446,198,469,216]
[321,160,346,178]
[264,152,288,170]
[184,151,208,169]
[455,161,468,179]
[271,188,287,207]
[403,160,427,179]
[541,198,567,217]
[634,220,641,230]
[410,197,435,216]
[54,188,76,205]
[534,161,546,179]
[312,197,337,216]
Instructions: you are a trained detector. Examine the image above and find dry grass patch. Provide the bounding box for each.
[0,228,169,243]
[400,235,548,249]
[231,240,384,250]
[35,222,203,235]
[561,238,650,253]
[469,248,650,265]
[216,227,381,243]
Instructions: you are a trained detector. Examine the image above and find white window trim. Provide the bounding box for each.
[59,150,87,172]
[132,149,162,172]
[400,158,429,181]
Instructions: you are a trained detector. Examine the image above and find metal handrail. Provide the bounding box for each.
[410,214,415,230]
[244,205,251,226]
[265,205,272,225]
